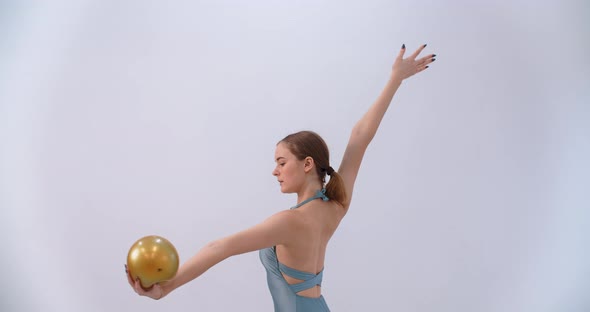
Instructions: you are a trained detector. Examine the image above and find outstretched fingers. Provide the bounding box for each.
[416,53,436,70]
[391,43,435,79]
[410,44,428,60]
[417,53,436,64]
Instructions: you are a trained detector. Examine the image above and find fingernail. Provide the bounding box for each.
[426,66,429,69]
[431,58,436,62]
[432,54,437,57]
[423,44,427,47]
[402,44,405,49]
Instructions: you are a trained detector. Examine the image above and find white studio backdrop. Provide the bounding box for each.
[1,1,588,311]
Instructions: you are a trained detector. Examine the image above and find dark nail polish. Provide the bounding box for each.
[432,54,437,57]
[402,44,405,49]
[426,66,429,69]
[431,58,436,62]
[423,44,427,47]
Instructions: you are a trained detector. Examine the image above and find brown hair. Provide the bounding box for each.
[279,131,347,207]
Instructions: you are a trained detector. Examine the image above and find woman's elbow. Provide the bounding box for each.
[203,239,233,260]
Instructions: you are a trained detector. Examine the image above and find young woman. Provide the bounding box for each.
[126,44,435,311]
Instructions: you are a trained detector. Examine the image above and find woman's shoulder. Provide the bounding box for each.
[270,209,310,230]
[296,201,345,227]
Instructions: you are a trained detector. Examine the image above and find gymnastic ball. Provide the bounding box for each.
[127,235,179,288]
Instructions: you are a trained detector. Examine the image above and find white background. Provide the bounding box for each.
[1,1,588,311]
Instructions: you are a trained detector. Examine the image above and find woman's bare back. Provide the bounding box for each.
[275,200,345,298]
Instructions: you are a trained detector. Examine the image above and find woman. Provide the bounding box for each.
[126,43,435,311]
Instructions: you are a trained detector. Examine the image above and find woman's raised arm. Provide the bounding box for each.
[338,44,435,212]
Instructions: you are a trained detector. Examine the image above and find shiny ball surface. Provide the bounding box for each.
[126,235,179,288]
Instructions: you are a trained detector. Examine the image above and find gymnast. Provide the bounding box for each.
[126,43,436,311]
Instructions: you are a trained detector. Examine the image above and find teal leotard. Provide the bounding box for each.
[259,189,331,312]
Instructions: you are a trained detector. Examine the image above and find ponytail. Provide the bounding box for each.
[324,170,347,207]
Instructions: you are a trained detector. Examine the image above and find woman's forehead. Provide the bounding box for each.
[274,143,292,158]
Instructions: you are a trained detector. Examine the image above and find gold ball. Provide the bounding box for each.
[126,235,179,288]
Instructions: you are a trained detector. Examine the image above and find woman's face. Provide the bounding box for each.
[272,143,306,193]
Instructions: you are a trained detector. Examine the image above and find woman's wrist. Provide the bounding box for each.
[389,74,404,85]
[159,279,175,298]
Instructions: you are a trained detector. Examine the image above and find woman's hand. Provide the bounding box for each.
[125,264,166,300]
[391,44,436,82]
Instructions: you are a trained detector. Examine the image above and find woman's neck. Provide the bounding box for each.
[296,182,324,205]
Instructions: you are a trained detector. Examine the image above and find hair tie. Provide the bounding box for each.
[325,166,334,175]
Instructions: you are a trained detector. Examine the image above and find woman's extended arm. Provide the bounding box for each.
[127,210,301,299]
[338,44,435,211]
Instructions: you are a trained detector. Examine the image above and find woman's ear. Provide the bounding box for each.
[303,156,315,173]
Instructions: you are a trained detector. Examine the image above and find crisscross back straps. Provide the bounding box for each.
[279,262,324,293]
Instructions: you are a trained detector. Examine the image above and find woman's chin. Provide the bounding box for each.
[280,185,292,193]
